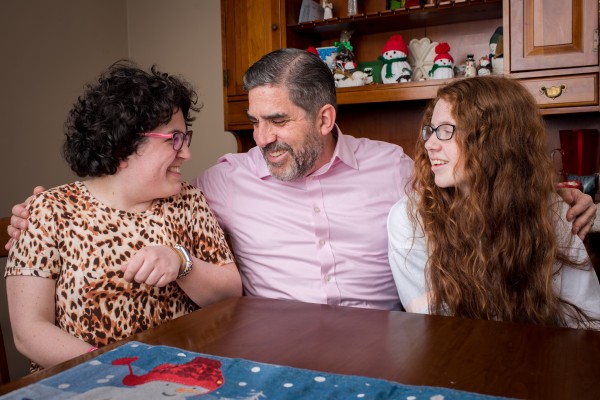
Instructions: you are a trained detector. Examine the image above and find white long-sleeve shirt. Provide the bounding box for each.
[388,196,600,328]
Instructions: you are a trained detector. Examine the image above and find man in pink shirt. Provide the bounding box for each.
[6,50,597,310]
[194,49,412,310]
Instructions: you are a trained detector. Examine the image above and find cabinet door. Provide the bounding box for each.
[222,0,284,98]
[510,0,598,72]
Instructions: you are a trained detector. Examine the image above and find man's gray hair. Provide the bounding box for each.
[243,48,338,117]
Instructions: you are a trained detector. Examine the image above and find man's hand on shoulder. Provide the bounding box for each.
[5,186,46,251]
[559,188,597,240]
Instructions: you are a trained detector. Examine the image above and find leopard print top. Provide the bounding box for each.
[5,181,233,371]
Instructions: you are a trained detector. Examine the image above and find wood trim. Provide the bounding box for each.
[502,0,510,75]
[539,104,600,115]
[221,0,229,131]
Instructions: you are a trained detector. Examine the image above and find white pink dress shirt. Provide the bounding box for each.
[194,129,413,310]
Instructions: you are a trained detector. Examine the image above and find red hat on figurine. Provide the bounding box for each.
[382,34,409,55]
[433,42,454,63]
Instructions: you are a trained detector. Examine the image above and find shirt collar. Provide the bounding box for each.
[311,125,358,176]
[254,124,358,180]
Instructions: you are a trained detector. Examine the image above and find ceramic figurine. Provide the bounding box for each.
[407,37,438,81]
[347,0,357,16]
[464,54,477,77]
[322,0,333,19]
[333,47,370,87]
[489,26,504,74]
[477,56,492,76]
[332,39,370,87]
[333,69,371,87]
[379,34,412,83]
[334,40,357,71]
[428,42,454,79]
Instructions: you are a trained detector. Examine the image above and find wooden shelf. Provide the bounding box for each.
[336,78,451,104]
[287,0,502,40]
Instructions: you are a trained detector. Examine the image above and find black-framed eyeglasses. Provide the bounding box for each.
[421,124,456,141]
[143,130,193,151]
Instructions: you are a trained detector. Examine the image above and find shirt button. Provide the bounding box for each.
[314,206,321,213]
[324,274,331,282]
[319,239,326,246]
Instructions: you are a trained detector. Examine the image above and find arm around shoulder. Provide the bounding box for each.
[5,186,47,250]
[554,200,600,326]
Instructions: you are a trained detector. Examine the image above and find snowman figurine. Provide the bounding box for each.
[379,34,412,83]
[428,42,454,79]
[477,55,492,76]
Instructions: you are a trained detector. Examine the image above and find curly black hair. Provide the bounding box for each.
[63,60,201,177]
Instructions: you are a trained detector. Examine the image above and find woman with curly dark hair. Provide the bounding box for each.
[5,61,241,372]
[388,76,600,329]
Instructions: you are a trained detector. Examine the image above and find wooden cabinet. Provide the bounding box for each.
[222,0,284,98]
[507,0,599,114]
[221,0,285,133]
[509,0,598,72]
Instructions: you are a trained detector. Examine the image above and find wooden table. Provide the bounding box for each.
[2,296,600,399]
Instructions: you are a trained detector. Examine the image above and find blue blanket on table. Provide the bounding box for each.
[1,341,512,399]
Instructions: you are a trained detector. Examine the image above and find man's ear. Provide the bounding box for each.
[316,104,336,136]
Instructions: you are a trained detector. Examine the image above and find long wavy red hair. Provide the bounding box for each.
[408,76,594,327]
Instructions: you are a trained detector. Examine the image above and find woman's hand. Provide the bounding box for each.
[121,245,180,287]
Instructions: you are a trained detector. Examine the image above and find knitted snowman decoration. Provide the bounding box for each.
[379,34,412,83]
[428,42,454,80]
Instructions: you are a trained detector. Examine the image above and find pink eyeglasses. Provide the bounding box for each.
[143,130,193,151]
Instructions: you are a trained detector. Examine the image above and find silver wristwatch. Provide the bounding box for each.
[174,244,193,279]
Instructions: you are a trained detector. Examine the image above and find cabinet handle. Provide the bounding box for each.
[271,24,278,31]
[540,85,566,100]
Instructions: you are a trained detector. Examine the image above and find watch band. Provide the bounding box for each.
[173,244,193,279]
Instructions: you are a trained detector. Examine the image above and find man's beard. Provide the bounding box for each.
[261,129,324,181]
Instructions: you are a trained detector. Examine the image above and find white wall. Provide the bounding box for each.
[0,0,236,380]
[0,0,129,212]
[127,0,237,180]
